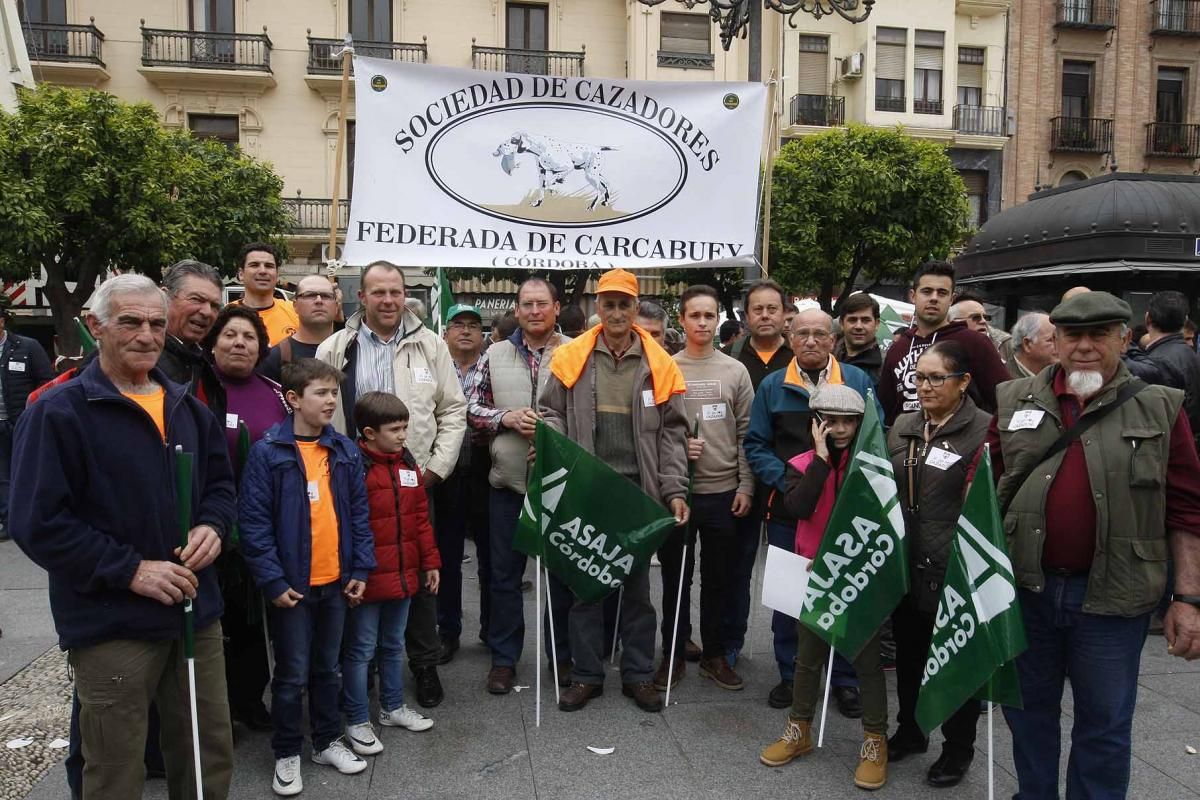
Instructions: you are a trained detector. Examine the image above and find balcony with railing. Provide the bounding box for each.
[1054,1,1118,29]
[307,35,427,74]
[954,105,1007,136]
[914,98,944,115]
[875,96,906,113]
[284,196,349,237]
[1050,116,1113,153]
[141,22,272,76]
[789,94,845,127]
[22,19,107,84]
[471,40,584,77]
[1151,0,1200,36]
[1145,122,1200,158]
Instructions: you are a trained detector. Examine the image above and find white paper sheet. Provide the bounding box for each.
[761,545,812,620]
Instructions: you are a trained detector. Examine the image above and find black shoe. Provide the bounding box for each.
[833,686,863,719]
[887,729,929,763]
[927,749,974,787]
[439,635,460,665]
[767,680,793,709]
[413,665,444,708]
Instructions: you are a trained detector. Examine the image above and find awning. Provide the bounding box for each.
[957,259,1196,284]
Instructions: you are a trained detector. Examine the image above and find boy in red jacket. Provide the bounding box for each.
[341,392,441,757]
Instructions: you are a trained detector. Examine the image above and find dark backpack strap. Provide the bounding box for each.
[279,337,293,365]
[1000,379,1148,516]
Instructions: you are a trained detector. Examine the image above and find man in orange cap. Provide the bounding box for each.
[540,268,690,714]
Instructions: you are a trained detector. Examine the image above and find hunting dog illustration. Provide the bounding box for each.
[492,131,617,211]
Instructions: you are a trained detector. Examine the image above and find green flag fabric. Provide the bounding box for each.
[798,393,909,659]
[514,421,677,603]
[877,303,907,345]
[74,316,98,355]
[915,447,1027,736]
[174,447,196,659]
[431,268,454,335]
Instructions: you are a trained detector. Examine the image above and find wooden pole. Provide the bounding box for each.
[759,70,780,278]
[328,34,353,265]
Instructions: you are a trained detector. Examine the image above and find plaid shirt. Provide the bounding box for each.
[467,335,545,432]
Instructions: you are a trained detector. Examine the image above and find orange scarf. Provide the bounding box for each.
[784,355,844,391]
[549,323,687,405]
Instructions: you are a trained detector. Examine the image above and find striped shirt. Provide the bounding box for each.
[355,323,401,397]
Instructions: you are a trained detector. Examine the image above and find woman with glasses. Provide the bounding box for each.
[201,304,291,734]
[885,340,991,789]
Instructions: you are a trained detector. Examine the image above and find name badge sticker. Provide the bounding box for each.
[398,469,419,487]
[8,361,25,372]
[702,402,727,421]
[225,413,239,430]
[925,448,962,471]
[412,366,434,385]
[1008,409,1046,431]
[306,480,319,502]
[642,389,655,407]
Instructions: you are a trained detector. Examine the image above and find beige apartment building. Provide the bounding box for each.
[1004,0,1200,202]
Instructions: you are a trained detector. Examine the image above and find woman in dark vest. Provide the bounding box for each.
[887,340,991,788]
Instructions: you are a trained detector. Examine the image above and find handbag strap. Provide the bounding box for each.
[999,378,1147,516]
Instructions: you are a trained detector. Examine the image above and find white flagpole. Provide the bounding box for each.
[664,541,689,709]
[544,565,561,703]
[988,702,995,800]
[535,556,542,728]
[609,586,623,665]
[816,647,834,748]
[261,595,274,681]
[745,521,766,658]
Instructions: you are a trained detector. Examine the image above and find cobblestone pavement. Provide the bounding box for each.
[0,647,71,800]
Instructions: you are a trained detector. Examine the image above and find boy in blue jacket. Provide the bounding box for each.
[240,358,376,797]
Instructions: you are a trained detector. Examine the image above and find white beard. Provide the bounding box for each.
[1066,369,1104,400]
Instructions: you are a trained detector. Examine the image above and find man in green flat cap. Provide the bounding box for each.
[985,290,1200,798]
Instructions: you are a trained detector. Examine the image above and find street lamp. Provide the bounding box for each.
[635,0,875,50]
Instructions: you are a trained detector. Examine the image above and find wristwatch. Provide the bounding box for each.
[1171,594,1200,608]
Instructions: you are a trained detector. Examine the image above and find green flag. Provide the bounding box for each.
[431,268,454,336]
[798,393,909,659]
[915,447,1027,736]
[877,303,907,346]
[174,446,196,659]
[514,421,677,603]
[229,422,252,545]
[74,316,98,355]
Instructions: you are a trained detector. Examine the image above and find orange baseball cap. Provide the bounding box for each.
[596,268,639,298]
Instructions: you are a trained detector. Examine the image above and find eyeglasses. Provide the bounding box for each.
[914,372,966,387]
[790,328,832,342]
[966,313,992,323]
[448,320,482,331]
[295,291,336,302]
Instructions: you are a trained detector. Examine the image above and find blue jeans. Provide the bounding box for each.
[487,487,572,668]
[432,450,491,639]
[342,598,412,724]
[721,511,761,657]
[1003,574,1150,800]
[268,582,346,759]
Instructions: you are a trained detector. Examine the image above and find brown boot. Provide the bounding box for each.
[698,656,744,690]
[486,665,515,695]
[558,681,603,712]
[855,732,888,790]
[652,658,684,691]
[759,718,813,767]
[622,681,664,712]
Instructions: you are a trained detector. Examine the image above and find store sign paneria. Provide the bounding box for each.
[342,57,768,270]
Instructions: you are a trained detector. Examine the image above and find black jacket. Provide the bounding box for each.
[158,335,223,410]
[732,336,793,391]
[1146,332,1200,434]
[834,340,883,385]
[0,332,52,420]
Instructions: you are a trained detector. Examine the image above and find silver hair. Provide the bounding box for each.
[91,274,168,325]
[404,296,427,319]
[1010,313,1047,353]
[636,300,667,324]
[162,259,221,295]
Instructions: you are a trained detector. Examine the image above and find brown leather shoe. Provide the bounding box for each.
[622,681,664,712]
[684,639,702,662]
[548,660,573,688]
[652,658,684,691]
[698,656,745,690]
[559,681,603,712]
[486,665,515,695]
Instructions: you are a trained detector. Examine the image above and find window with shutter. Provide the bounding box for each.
[959,170,987,227]
[1061,61,1093,119]
[797,35,829,96]
[914,31,943,114]
[661,12,711,55]
[957,47,984,108]
[876,27,906,112]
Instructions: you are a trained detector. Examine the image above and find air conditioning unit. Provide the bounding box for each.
[840,52,864,80]
[320,243,343,264]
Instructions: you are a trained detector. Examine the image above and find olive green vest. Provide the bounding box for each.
[996,365,1183,617]
[487,333,569,493]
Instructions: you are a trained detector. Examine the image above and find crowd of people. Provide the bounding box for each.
[5,250,1200,799]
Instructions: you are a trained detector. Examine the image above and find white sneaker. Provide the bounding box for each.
[379,704,434,731]
[346,722,384,756]
[272,755,303,796]
[311,737,368,774]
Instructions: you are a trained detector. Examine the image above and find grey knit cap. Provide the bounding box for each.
[810,384,865,416]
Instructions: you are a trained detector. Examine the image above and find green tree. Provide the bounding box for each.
[660,265,744,319]
[0,86,290,353]
[769,125,969,313]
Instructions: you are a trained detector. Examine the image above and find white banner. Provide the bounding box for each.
[342,57,768,271]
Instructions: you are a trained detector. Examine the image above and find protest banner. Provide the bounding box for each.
[342,57,767,270]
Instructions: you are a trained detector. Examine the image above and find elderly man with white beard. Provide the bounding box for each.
[983,291,1200,800]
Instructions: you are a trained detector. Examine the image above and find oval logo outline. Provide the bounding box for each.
[424,101,689,229]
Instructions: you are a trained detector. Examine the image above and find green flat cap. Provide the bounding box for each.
[1049,291,1131,327]
[445,303,482,324]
